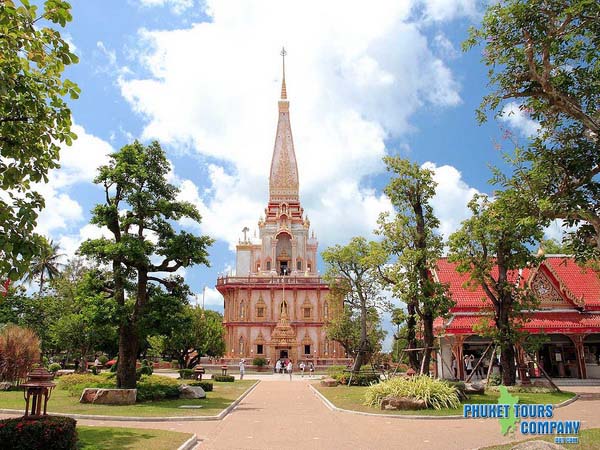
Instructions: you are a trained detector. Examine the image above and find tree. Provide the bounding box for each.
[79,141,213,388]
[0,0,80,280]
[325,305,385,361]
[390,308,411,364]
[377,157,453,373]
[448,191,544,385]
[23,238,64,293]
[465,0,600,261]
[322,237,389,371]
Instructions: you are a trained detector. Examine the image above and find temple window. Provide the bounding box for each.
[239,337,244,355]
[257,307,265,318]
[266,261,271,271]
[239,301,245,319]
[303,307,311,318]
[323,301,329,319]
[257,344,264,355]
[304,344,311,355]
[307,263,312,272]
[297,260,302,271]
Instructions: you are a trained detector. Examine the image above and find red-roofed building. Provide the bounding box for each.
[433,256,600,380]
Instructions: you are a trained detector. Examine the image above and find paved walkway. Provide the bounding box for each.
[4,380,600,449]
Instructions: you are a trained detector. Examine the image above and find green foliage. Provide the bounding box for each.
[364,376,461,410]
[488,373,502,387]
[252,357,267,367]
[48,362,62,373]
[328,365,380,386]
[136,359,153,379]
[212,375,234,382]
[0,0,80,280]
[57,373,113,397]
[136,375,180,402]
[444,380,468,400]
[98,355,109,365]
[326,305,386,360]
[186,380,213,391]
[178,369,194,379]
[0,416,77,450]
[465,0,600,262]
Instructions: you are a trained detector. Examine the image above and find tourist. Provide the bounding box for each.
[451,356,457,379]
[464,354,474,377]
[309,361,315,378]
[239,359,246,380]
[287,360,293,380]
[299,361,306,377]
[275,359,282,374]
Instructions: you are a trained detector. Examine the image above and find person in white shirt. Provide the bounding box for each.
[275,359,281,374]
[299,362,306,377]
[239,359,246,380]
[287,360,293,380]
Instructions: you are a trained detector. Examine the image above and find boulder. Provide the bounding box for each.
[80,388,137,405]
[320,377,339,387]
[511,440,565,450]
[464,382,485,395]
[178,385,206,399]
[0,382,12,391]
[380,396,426,411]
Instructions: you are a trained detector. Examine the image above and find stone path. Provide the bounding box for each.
[4,380,600,449]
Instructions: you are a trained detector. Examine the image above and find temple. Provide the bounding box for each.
[434,256,600,380]
[216,50,346,366]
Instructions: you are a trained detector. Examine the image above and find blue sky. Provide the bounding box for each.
[35,0,558,321]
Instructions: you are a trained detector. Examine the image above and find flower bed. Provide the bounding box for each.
[0,416,77,450]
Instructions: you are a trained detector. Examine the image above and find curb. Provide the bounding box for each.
[309,385,580,421]
[0,380,260,422]
[177,433,198,450]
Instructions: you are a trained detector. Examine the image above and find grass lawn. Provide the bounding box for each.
[481,428,600,450]
[0,380,255,417]
[77,426,192,450]
[314,384,576,416]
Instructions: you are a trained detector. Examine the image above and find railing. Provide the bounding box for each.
[216,275,328,286]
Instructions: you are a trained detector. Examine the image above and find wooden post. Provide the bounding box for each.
[465,343,492,384]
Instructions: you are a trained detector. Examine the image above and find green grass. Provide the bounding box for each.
[0,380,255,417]
[315,384,576,416]
[77,426,192,450]
[481,428,600,450]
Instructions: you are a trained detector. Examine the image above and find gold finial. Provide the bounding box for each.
[280,47,287,100]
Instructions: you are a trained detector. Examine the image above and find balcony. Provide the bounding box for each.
[216,275,328,287]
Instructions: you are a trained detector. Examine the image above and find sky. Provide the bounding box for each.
[32,0,562,344]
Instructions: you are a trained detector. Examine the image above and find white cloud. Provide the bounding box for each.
[120,0,466,252]
[58,224,113,259]
[433,33,459,59]
[137,0,194,14]
[500,102,540,137]
[423,162,480,239]
[419,0,479,22]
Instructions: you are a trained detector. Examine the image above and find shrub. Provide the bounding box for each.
[328,366,380,386]
[0,324,41,383]
[364,376,461,410]
[48,363,62,373]
[179,369,194,379]
[444,381,467,400]
[171,359,179,369]
[212,375,235,382]
[98,355,109,365]
[136,360,153,379]
[0,416,77,450]
[488,373,502,386]
[57,373,113,397]
[136,375,180,402]
[252,357,267,367]
[186,381,213,392]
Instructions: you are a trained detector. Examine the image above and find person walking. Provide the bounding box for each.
[239,359,246,380]
[287,360,293,380]
[299,361,305,377]
[275,359,281,374]
[309,361,315,378]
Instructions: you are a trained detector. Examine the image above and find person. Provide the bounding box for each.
[275,359,282,374]
[451,356,457,379]
[287,360,293,380]
[239,359,246,380]
[94,356,101,367]
[299,361,306,377]
[74,358,80,372]
[309,361,315,378]
[464,354,474,377]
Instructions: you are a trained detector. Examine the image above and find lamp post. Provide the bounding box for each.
[22,367,56,419]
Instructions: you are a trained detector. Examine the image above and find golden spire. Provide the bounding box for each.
[280,47,287,100]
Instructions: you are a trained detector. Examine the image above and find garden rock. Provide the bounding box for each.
[380,396,426,410]
[178,385,206,399]
[510,440,565,450]
[320,378,339,387]
[80,388,137,405]
[464,382,485,395]
[0,382,12,391]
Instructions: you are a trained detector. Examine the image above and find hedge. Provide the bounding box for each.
[212,375,235,382]
[178,369,194,379]
[0,416,77,450]
[186,381,214,391]
[136,375,181,402]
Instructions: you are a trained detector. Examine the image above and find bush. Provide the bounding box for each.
[364,376,461,410]
[444,381,467,400]
[0,416,77,450]
[178,369,194,379]
[48,363,62,373]
[171,359,179,369]
[136,360,153,380]
[328,366,380,386]
[488,373,502,386]
[98,355,109,365]
[252,357,267,367]
[136,375,180,402]
[212,375,234,382]
[57,373,113,397]
[186,381,214,392]
[0,324,41,383]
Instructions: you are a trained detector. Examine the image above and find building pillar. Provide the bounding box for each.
[451,335,465,380]
[570,334,587,379]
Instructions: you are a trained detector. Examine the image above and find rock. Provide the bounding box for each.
[380,396,426,410]
[80,388,137,405]
[320,377,339,387]
[55,370,74,377]
[464,382,485,395]
[178,385,206,399]
[0,382,12,391]
[510,440,565,450]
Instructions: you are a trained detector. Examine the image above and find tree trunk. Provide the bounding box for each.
[421,314,434,375]
[352,302,370,372]
[406,302,419,371]
[496,300,517,386]
[116,322,139,389]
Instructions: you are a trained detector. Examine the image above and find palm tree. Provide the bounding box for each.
[24,239,65,293]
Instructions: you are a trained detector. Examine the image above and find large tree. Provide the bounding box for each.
[465,0,600,261]
[448,191,543,385]
[79,141,213,389]
[377,157,453,373]
[0,0,79,280]
[322,237,389,371]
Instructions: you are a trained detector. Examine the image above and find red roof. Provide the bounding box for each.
[543,257,600,307]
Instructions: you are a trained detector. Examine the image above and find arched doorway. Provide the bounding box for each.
[276,232,292,275]
[538,334,578,378]
[584,334,600,379]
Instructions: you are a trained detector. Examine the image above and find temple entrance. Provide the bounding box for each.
[280,261,288,276]
[538,334,578,378]
[279,349,289,359]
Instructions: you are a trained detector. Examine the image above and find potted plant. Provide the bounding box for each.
[253,357,267,372]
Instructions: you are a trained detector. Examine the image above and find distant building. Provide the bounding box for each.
[435,256,600,380]
[216,53,345,365]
